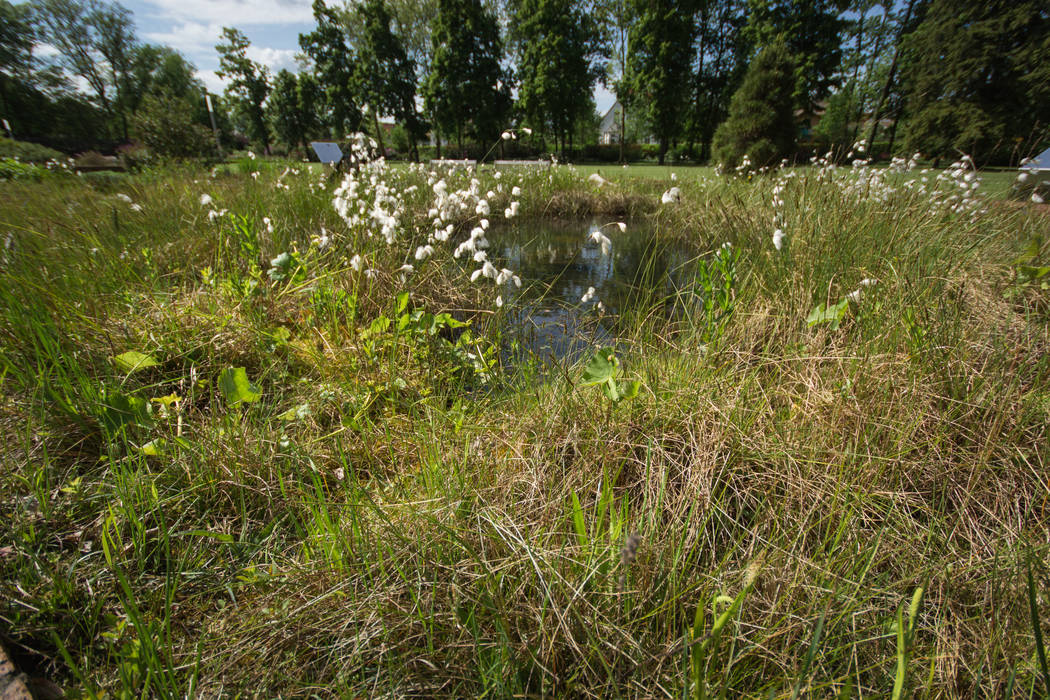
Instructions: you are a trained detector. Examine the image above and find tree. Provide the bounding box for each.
[712,38,797,168]
[687,0,749,162]
[423,0,510,155]
[743,0,848,112]
[0,0,37,130]
[898,0,1050,165]
[90,1,136,139]
[215,27,271,153]
[268,69,322,154]
[628,0,697,164]
[351,0,427,159]
[30,0,115,127]
[595,0,635,162]
[513,0,605,156]
[132,92,212,159]
[299,0,362,138]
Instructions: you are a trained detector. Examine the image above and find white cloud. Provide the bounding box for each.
[195,69,226,94]
[140,0,313,27]
[246,46,299,73]
[143,22,224,55]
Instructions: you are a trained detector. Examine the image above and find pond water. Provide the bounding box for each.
[484,219,701,363]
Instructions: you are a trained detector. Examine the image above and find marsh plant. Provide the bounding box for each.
[0,141,1048,698]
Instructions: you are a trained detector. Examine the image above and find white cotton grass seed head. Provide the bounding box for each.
[616,222,627,233]
[199,193,213,206]
[772,229,785,250]
[1033,192,1045,204]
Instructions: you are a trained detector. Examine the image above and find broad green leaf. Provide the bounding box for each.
[581,348,618,385]
[100,391,154,431]
[600,380,620,402]
[806,298,850,330]
[218,367,261,406]
[138,438,167,456]
[112,351,159,373]
[619,380,641,400]
[395,290,410,315]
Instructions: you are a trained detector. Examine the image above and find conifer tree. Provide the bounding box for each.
[712,38,796,169]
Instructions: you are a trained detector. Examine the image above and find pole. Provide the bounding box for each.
[205,93,224,160]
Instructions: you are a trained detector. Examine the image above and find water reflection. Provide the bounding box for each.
[484,219,698,363]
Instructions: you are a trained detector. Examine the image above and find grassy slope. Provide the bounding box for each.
[1,161,1049,698]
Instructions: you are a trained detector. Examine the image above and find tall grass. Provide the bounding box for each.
[1,158,1048,697]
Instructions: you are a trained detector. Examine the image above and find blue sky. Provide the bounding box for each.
[45,0,616,115]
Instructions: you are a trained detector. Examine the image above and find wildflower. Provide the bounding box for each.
[248,151,256,160]
[661,187,681,204]
[588,173,609,187]
[589,229,612,256]
[251,171,260,180]
[596,301,606,313]
[512,186,521,196]
[1033,192,1045,204]
[350,254,363,271]
[522,127,533,135]
[581,286,596,303]
[415,244,434,260]
[116,193,132,203]
[199,193,213,206]
[207,208,227,221]
[616,222,627,233]
[130,203,143,212]
[501,131,513,140]
[670,172,677,181]
[364,268,377,279]
[772,228,785,250]
[317,228,331,250]
[846,288,863,303]
[263,217,274,235]
[476,199,490,216]
[496,268,514,285]
[496,295,503,307]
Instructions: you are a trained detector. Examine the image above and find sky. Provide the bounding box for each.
[34,0,617,116]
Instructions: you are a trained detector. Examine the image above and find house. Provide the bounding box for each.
[1021,146,1050,171]
[598,102,656,146]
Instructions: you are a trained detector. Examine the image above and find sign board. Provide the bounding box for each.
[311,142,344,164]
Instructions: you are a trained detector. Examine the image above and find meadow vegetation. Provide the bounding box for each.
[1,147,1049,697]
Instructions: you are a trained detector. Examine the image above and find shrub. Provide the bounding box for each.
[132,93,216,161]
[0,157,48,180]
[712,39,797,170]
[0,138,66,164]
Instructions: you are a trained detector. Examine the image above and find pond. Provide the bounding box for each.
[484,219,702,364]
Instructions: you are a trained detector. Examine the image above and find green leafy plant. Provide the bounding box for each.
[217,367,262,406]
[112,351,160,374]
[690,245,738,342]
[1007,235,1050,295]
[581,347,640,403]
[807,297,851,330]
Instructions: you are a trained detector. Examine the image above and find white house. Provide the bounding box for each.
[598,102,656,146]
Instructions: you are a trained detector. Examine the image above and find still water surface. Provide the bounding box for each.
[483,219,699,363]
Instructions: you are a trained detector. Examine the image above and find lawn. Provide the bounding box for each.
[1,149,1049,697]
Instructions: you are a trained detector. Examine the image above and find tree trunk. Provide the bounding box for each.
[619,102,626,163]
[435,132,442,159]
[865,0,916,152]
[658,138,667,165]
[371,110,385,158]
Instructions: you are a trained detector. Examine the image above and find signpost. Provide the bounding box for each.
[311,142,344,165]
[204,94,224,160]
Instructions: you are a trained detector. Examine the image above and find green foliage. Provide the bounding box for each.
[899,0,1050,165]
[513,0,605,154]
[581,347,640,402]
[215,27,271,151]
[627,0,696,164]
[689,244,738,342]
[806,296,850,330]
[111,350,159,373]
[0,157,48,180]
[217,367,262,406]
[742,0,846,111]
[298,0,362,137]
[351,0,427,158]
[267,69,322,154]
[712,38,797,169]
[132,92,214,160]
[0,138,65,163]
[423,0,510,152]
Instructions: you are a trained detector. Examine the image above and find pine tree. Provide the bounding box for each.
[712,38,796,169]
